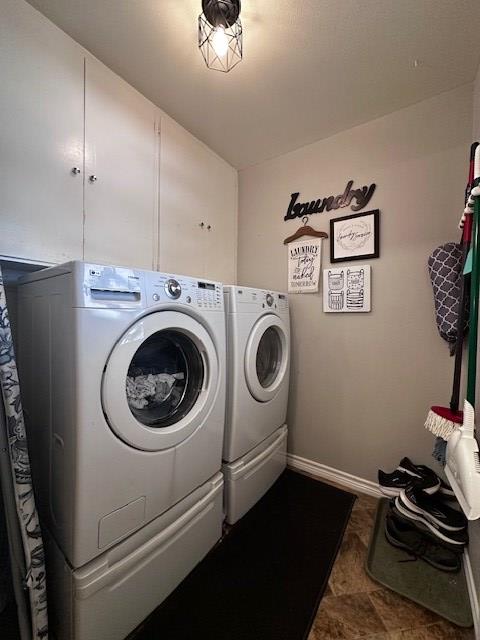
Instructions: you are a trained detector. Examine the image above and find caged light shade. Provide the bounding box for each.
[198,0,243,73]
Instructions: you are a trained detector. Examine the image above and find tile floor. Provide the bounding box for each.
[306,486,475,640]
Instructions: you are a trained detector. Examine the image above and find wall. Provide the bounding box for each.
[238,84,472,482]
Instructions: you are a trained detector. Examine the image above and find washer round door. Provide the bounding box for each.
[102,311,219,451]
[244,314,289,403]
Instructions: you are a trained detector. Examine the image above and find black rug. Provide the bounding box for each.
[133,469,355,640]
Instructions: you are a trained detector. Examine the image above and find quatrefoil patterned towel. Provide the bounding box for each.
[428,242,469,353]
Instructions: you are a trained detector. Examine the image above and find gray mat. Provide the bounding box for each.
[366,499,473,628]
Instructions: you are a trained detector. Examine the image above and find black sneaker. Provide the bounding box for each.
[398,457,456,499]
[394,496,469,547]
[395,490,468,547]
[385,510,461,572]
[388,501,465,554]
[378,457,440,497]
[399,484,467,531]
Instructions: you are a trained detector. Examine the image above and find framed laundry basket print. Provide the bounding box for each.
[323,265,371,313]
[330,210,380,263]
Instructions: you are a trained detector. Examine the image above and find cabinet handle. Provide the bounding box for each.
[71,167,81,175]
[89,175,98,183]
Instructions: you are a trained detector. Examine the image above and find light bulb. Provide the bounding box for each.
[211,26,229,58]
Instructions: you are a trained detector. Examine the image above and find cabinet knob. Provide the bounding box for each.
[89,175,98,183]
[207,224,212,231]
[71,167,81,175]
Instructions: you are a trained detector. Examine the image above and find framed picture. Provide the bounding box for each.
[323,265,371,313]
[330,209,380,263]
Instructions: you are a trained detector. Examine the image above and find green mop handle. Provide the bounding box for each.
[467,147,480,406]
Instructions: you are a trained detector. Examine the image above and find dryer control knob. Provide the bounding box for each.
[266,294,274,307]
[165,279,181,299]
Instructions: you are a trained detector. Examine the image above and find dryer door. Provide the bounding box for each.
[102,311,219,451]
[244,314,289,403]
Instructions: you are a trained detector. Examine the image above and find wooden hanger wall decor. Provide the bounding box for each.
[283,216,328,245]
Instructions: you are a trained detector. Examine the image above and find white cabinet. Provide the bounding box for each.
[1,1,236,278]
[0,0,85,264]
[84,58,159,270]
[159,117,237,283]
[0,2,158,269]
[203,170,237,284]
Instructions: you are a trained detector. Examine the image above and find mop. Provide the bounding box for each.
[425,142,478,440]
[444,144,480,519]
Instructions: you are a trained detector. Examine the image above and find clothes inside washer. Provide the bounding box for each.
[126,373,185,410]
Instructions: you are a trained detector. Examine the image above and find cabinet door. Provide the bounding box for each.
[203,163,237,285]
[84,57,158,270]
[158,117,209,278]
[0,0,85,264]
[158,116,237,282]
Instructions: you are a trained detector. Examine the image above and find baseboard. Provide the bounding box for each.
[463,549,480,639]
[287,453,382,498]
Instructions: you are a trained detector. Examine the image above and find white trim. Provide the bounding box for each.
[287,453,382,498]
[463,549,480,639]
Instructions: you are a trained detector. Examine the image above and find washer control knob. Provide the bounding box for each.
[165,279,181,299]
[266,293,274,307]
[152,293,160,302]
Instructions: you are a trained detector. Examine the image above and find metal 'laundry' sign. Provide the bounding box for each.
[283,180,376,221]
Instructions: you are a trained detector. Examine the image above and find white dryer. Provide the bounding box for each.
[223,285,290,524]
[18,261,226,640]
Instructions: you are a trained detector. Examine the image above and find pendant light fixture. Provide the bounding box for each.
[198,0,243,73]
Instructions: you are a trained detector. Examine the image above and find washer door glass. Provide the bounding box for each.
[244,314,289,403]
[256,327,282,388]
[126,330,204,428]
[102,311,219,451]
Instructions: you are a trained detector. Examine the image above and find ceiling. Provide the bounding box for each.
[27,0,480,169]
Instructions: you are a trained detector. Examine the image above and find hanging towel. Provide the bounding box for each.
[427,242,469,353]
[0,266,48,639]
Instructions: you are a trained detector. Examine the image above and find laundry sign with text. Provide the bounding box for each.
[288,237,323,293]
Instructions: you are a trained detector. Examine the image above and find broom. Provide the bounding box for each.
[425,142,478,440]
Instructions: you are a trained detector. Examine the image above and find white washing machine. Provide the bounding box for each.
[17,261,226,640]
[223,286,290,524]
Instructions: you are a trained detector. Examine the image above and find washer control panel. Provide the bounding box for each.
[145,271,223,310]
[227,286,289,315]
[195,280,222,309]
